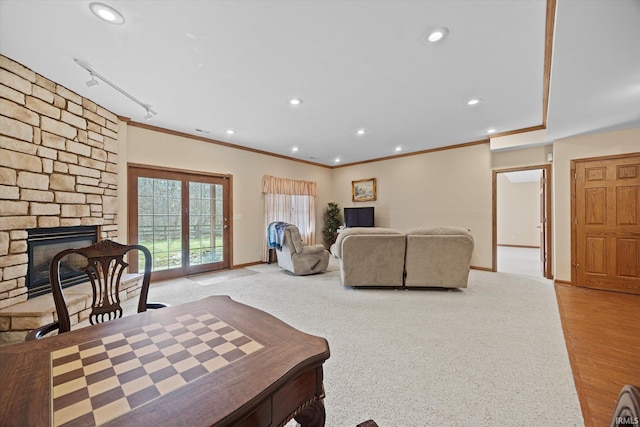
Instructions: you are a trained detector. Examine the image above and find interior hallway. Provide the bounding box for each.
[497,246,542,277]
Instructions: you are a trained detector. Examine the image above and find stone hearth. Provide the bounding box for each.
[0,274,143,343]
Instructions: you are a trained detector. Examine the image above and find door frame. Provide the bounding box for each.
[127,163,233,281]
[492,164,553,278]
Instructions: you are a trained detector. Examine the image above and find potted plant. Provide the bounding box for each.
[322,202,342,248]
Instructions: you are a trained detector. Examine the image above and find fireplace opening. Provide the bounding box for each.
[26,226,98,299]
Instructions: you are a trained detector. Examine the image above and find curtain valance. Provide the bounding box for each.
[262,175,317,196]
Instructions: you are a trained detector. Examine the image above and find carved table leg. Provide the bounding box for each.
[294,399,325,427]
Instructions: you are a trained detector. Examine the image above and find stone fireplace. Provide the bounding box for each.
[0,55,124,342]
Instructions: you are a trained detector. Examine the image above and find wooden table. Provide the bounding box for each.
[0,295,330,427]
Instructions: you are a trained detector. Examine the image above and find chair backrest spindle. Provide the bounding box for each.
[26,239,167,340]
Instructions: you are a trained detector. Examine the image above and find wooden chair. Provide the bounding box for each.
[26,240,167,340]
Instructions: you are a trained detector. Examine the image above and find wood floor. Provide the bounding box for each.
[555,284,640,427]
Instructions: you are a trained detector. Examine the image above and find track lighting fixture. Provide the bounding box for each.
[86,72,99,88]
[74,59,157,120]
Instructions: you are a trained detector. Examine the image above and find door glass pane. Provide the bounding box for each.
[189,182,224,266]
[138,177,182,271]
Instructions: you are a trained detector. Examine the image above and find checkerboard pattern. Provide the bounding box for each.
[50,310,263,426]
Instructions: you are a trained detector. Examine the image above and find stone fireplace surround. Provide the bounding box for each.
[0,55,144,343]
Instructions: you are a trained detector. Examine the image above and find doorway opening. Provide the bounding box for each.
[493,164,552,279]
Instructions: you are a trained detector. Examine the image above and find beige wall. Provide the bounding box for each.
[331,144,494,269]
[121,125,333,266]
[121,130,499,269]
[491,144,551,169]
[119,110,639,278]
[496,174,540,247]
[552,127,640,282]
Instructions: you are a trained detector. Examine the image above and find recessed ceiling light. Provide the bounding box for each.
[486,128,497,134]
[334,157,341,163]
[467,98,482,106]
[89,2,125,24]
[289,98,302,106]
[425,27,449,43]
[226,129,235,135]
[292,146,299,152]
[356,129,366,136]
[395,146,403,152]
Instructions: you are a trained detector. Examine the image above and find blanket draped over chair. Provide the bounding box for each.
[267,221,290,250]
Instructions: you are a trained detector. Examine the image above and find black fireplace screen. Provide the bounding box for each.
[26,226,98,299]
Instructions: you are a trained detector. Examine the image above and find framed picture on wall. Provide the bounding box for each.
[352,178,376,202]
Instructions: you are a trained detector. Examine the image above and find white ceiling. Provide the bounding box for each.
[0,0,638,167]
[503,169,542,184]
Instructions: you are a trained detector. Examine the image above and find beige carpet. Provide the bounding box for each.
[123,258,583,426]
[187,268,259,286]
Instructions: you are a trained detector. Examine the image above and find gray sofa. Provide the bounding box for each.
[331,226,474,288]
[331,227,406,287]
[404,226,474,288]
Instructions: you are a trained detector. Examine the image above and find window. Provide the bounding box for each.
[137,176,182,271]
[262,175,317,261]
[129,165,231,280]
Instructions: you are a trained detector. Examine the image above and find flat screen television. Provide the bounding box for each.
[344,207,374,228]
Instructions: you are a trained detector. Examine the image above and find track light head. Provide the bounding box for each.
[75,59,158,119]
[86,73,99,87]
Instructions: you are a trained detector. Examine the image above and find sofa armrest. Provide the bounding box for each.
[300,244,326,254]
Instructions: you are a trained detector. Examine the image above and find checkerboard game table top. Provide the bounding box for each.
[0,295,330,427]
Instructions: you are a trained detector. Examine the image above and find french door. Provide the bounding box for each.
[128,165,231,280]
